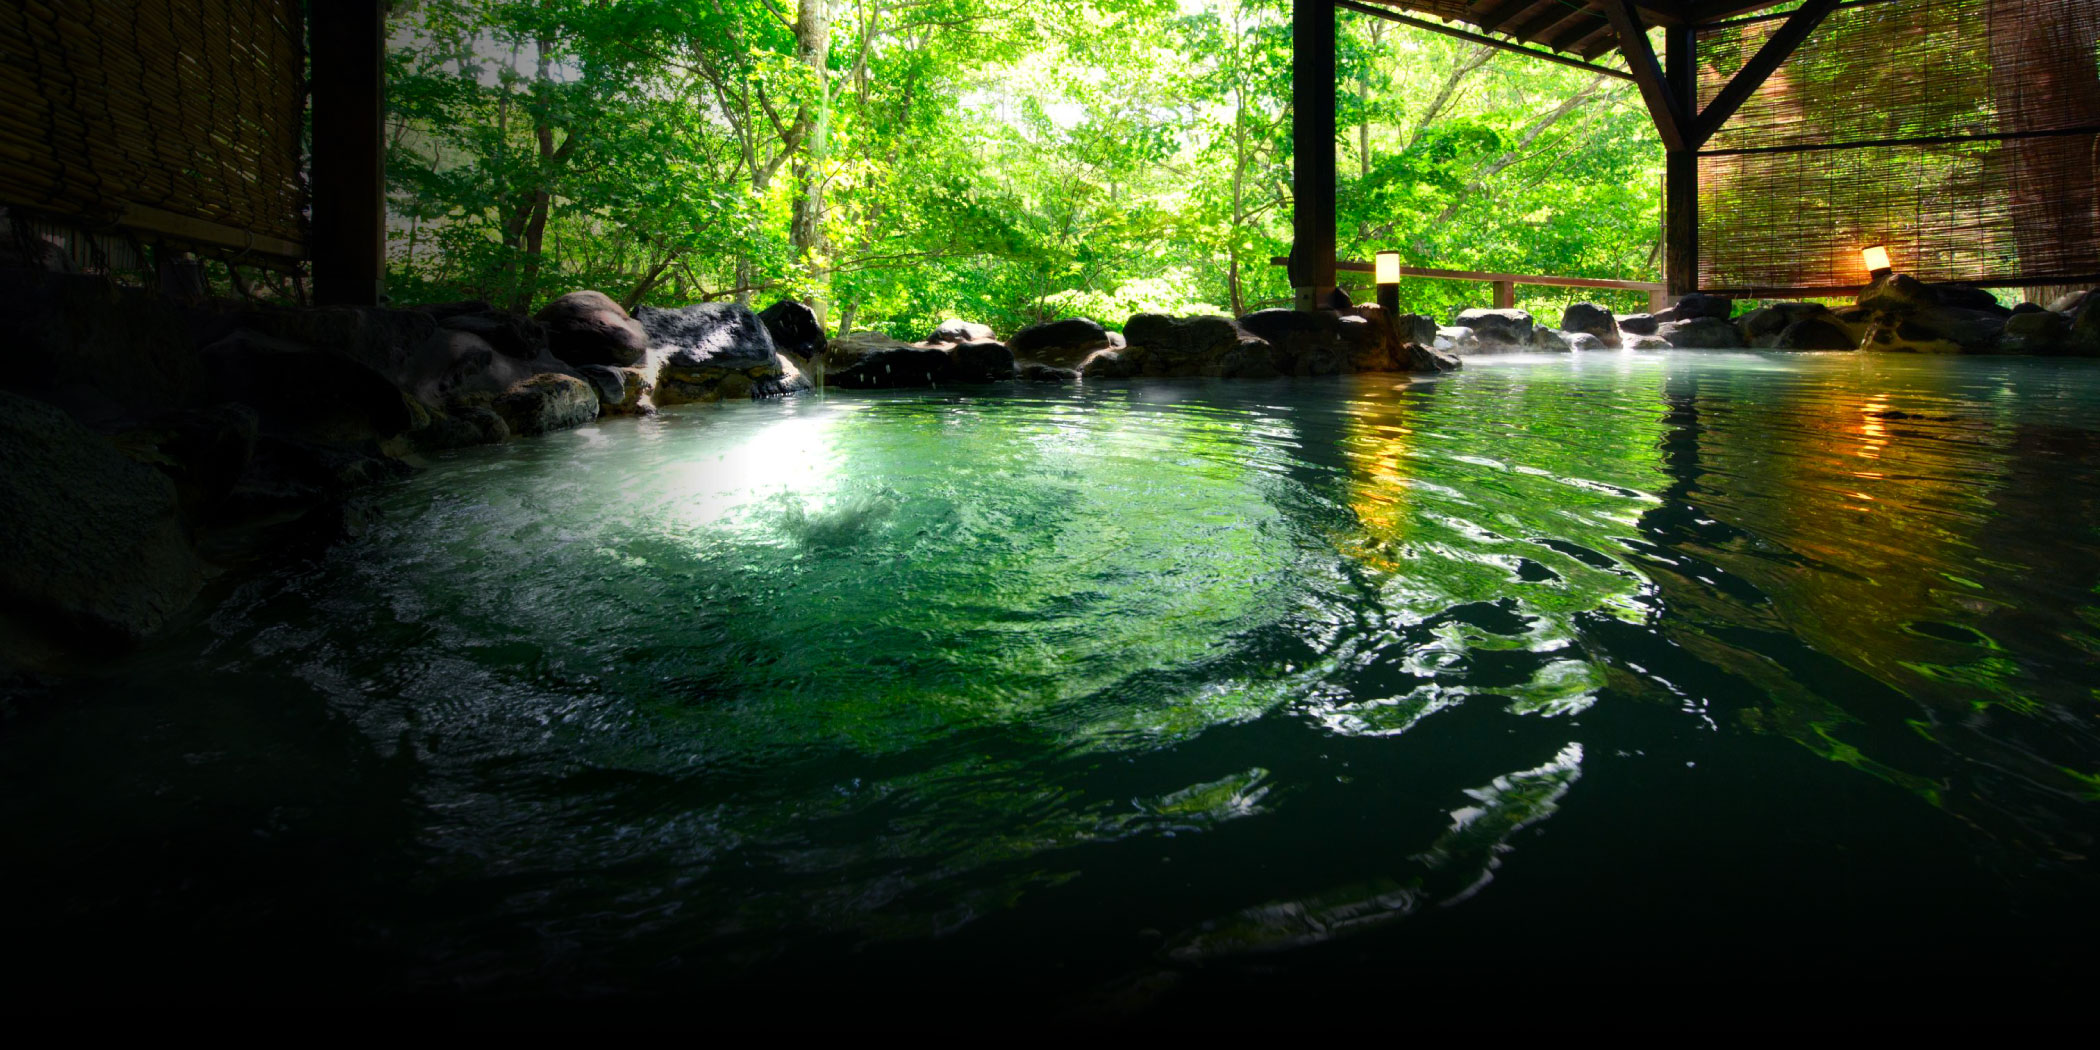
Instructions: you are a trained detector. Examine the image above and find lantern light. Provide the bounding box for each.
[1861,245,1892,276]
[1374,251,1402,314]
[1374,250,1402,285]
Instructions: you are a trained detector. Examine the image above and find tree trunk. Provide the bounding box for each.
[789,0,835,325]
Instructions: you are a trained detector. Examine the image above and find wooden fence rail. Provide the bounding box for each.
[1270,257,1671,314]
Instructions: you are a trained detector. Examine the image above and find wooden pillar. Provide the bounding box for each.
[1291,0,1336,311]
[309,0,386,307]
[1492,279,1516,310]
[1664,23,1699,298]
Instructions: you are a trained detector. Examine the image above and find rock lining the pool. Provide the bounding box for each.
[1433,274,2100,357]
[0,250,2090,668]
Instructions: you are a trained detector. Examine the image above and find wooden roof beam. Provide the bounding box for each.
[1472,0,1547,35]
[1570,23,1621,59]
[1689,0,1835,145]
[1603,0,1689,149]
[1510,4,1603,48]
[1337,1,1635,79]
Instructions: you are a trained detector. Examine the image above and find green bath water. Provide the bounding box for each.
[7,351,2099,1021]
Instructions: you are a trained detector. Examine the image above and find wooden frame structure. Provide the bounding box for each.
[1294,0,1837,306]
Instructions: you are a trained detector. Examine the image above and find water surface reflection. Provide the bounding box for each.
[4,352,2097,1016]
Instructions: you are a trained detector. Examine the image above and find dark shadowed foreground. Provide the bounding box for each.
[5,353,2098,1027]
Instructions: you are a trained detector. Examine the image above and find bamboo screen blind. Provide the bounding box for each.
[1694,0,2100,294]
[0,0,306,258]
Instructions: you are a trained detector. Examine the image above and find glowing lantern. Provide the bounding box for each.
[1861,245,1892,276]
[1374,250,1402,285]
[1374,250,1402,314]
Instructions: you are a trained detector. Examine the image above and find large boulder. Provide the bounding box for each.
[1531,328,1572,352]
[1739,302,1832,347]
[948,340,1017,382]
[1119,314,1271,377]
[1392,313,1440,346]
[1616,313,1660,336]
[488,373,598,436]
[1771,318,1858,350]
[642,303,792,404]
[927,319,996,346]
[401,327,549,408]
[1452,308,1534,346]
[2070,293,2100,354]
[637,301,775,361]
[1854,272,2007,353]
[1566,332,1608,352]
[1009,317,1113,367]
[197,329,416,446]
[535,290,649,367]
[433,309,546,360]
[829,344,957,389]
[1860,308,2006,354]
[1407,344,1462,372]
[2047,289,2092,314]
[1658,293,1734,322]
[1657,317,1746,349]
[126,402,261,513]
[825,331,917,373]
[1236,307,1408,374]
[576,364,653,414]
[1560,303,1620,343]
[758,300,826,362]
[0,390,203,649]
[1434,326,1478,352]
[1020,364,1080,384]
[1080,349,1137,379]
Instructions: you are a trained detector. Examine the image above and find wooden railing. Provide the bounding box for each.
[1270,257,1671,314]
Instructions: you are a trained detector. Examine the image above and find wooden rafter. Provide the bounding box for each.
[1688,0,1836,145]
[1603,0,1689,150]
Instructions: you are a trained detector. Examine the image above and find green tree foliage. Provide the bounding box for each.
[383,0,1663,334]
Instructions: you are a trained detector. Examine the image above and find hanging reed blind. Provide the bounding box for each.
[1695,0,2100,294]
[0,0,307,259]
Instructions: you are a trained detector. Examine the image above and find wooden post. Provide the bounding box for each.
[1291,0,1336,311]
[309,0,386,307]
[1493,280,1516,310]
[1664,23,1699,298]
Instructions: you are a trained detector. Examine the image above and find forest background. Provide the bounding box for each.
[382,0,1664,338]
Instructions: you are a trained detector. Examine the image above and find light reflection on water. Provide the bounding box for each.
[6,350,2100,1010]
